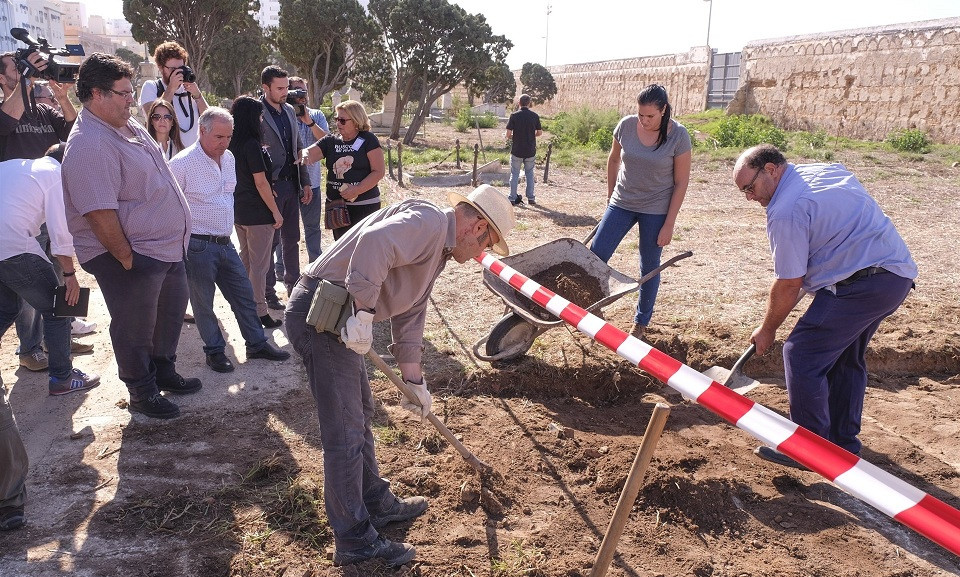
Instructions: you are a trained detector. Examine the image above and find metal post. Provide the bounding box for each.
[387,140,394,180]
[455,139,461,169]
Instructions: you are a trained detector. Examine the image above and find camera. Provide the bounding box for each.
[175,65,196,84]
[286,88,307,116]
[10,28,84,84]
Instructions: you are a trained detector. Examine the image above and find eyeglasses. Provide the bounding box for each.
[334,117,351,125]
[150,113,173,121]
[105,88,135,99]
[739,167,763,194]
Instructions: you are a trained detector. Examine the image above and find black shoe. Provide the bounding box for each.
[157,374,203,395]
[510,197,524,206]
[206,352,235,373]
[260,314,282,328]
[129,393,180,419]
[333,535,416,567]
[528,198,536,205]
[370,495,429,529]
[266,297,285,310]
[183,313,195,324]
[0,506,25,531]
[246,342,290,362]
[754,446,809,471]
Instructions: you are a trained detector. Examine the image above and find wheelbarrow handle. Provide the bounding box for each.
[587,250,693,312]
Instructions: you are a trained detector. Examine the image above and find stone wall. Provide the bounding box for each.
[521,47,712,117]
[728,18,960,144]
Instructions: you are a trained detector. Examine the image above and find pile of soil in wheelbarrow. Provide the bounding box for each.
[518,262,606,321]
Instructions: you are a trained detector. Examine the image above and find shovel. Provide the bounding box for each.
[703,343,760,394]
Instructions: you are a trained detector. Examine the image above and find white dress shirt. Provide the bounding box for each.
[169,142,238,236]
[0,156,75,261]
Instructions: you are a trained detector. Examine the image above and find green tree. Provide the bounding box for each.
[369,0,512,144]
[273,0,388,105]
[205,16,270,98]
[114,46,144,69]
[122,0,257,88]
[520,62,557,105]
[469,62,516,105]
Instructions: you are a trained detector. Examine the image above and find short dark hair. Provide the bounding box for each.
[45,142,66,163]
[76,52,134,103]
[742,144,787,169]
[518,94,531,107]
[261,65,288,87]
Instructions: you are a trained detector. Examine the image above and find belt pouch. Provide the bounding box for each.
[306,280,354,334]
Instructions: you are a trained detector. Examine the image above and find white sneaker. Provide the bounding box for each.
[71,318,97,335]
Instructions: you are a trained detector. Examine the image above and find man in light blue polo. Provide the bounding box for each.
[733,144,916,468]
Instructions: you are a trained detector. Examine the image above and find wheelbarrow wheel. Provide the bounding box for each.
[485,313,539,361]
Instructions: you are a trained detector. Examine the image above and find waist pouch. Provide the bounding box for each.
[306,279,354,335]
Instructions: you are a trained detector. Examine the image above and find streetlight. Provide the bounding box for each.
[703,0,713,47]
[545,1,552,66]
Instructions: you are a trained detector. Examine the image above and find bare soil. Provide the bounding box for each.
[2,123,959,577]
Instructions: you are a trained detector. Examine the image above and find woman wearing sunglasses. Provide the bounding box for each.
[300,100,385,240]
[146,99,183,161]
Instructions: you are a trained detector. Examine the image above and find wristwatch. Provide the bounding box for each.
[307,121,316,127]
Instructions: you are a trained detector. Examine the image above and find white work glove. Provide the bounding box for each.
[400,378,432,419]
[340,308,374,354]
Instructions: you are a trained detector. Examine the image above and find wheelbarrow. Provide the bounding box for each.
[472,235,692,362]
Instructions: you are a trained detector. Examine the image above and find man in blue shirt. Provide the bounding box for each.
[288,76,328,262]
[733,144,916,467]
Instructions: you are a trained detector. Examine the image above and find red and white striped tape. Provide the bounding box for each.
[477,253,960,556]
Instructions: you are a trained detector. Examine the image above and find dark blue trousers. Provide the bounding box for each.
[783,272,913,454]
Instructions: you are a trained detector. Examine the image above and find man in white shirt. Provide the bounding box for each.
[138,41,207,147]
[169,108,290,373]
[0,144,100,531]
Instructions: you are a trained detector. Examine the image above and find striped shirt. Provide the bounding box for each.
[62,108,191,264]
[169,142,237,236]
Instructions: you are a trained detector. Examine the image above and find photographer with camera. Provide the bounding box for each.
[288,76,327,262]
[138,41,207,147]
[1,42,82,374]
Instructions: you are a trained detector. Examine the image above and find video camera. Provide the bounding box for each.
[10,28,84,84]
[286,88,308,116]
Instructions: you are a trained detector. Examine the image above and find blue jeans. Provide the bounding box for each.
[82,252,189,401]
[285,277,396,551]
[0,253,72,380]
[185,237,268,356]
[509,155,535,201]
[301,186,324,263]
[783,272,913,454]
[589,205,667,327]
[14,225,50,356]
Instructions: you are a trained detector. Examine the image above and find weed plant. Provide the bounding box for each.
[455,109,499,132]
[887,129,931,153]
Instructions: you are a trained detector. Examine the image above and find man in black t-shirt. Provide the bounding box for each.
[505,94,542,206]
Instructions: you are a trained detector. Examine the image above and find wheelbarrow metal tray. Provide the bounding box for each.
[482,238,639,329]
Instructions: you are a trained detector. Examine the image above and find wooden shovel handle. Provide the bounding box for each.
[366,351,491,473]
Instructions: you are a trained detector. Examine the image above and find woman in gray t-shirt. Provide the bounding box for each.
[589,84,691,340]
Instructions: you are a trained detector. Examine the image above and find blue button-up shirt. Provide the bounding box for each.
[297,107,329,189]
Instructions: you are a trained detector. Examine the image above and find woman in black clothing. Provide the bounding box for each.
[229,96,283,328]
[299,100,385,240]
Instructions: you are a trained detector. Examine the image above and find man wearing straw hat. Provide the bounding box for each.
[284,184,514,567]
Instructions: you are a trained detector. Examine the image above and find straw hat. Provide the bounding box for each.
[448,184,515,256]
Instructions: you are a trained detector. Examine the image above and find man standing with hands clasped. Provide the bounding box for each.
[505,93,542,206]
[284,185,515,566]
[732,144,916,469]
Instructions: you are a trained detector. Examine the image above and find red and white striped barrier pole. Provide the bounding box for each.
[476,254,960,556]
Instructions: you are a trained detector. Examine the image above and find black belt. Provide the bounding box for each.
[191,234,231,245]
[837,266,888,286]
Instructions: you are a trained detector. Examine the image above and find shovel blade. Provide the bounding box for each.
[702,365,762,394]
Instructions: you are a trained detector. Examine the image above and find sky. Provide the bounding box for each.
[82,0,957,69]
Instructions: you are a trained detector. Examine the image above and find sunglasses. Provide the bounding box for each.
[151,113,173,121]
[334,117,351,125]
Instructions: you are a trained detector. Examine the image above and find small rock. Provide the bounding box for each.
[598,445,609,454]
[480,488,504,515]
[459,481,480,506]
[953,161,959,168]
[583,448,602,459]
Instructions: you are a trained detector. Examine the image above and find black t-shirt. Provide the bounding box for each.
[317,130,382,202]
[0,103,73,161]
[506,107,541,159]
[231,138,275,225]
